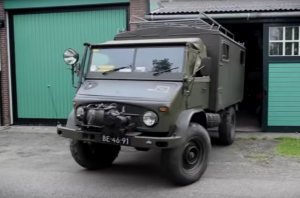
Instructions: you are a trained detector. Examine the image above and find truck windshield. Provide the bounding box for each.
[88,46,185,74]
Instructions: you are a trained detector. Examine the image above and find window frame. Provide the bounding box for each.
[269,26,300,57]
[221,41,230,62]
[84,45,187,79]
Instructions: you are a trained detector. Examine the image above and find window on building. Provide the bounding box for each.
[269,26,300,56]
[240,50,245,65]
[222,42,229,61]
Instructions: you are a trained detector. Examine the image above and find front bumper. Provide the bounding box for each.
[57,125,183,149]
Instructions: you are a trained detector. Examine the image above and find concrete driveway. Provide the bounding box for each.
[0,132,299,198]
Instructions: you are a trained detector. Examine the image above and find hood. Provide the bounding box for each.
[77,80,183,102]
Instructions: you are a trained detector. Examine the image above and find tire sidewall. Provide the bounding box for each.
[162,123,211,185]
[219,106,236,145]
[70,140,120,170]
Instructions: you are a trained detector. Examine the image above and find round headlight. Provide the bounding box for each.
[63,48,79,65]
[76,106,85,120]
[143,111,158,126]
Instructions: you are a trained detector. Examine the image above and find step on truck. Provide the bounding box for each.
[57,13,246,186]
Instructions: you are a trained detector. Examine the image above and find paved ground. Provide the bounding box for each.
[0,132,300,198]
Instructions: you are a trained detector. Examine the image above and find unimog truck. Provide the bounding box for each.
[57,14,245,186]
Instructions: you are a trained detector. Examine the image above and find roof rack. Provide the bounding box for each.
[129,12,235,40]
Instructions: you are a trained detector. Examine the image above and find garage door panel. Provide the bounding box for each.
[13,8,127,119]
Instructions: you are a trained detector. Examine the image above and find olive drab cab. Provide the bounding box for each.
[57,12,245,186]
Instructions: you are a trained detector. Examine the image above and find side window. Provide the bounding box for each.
[240,50,245,65]
[222,42,230,61]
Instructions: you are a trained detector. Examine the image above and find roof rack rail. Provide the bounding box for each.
[129,12,235,40]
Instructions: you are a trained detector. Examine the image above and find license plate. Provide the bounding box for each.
[101,135,130,146]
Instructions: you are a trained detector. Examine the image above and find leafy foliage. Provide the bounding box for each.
[152,58,173,72]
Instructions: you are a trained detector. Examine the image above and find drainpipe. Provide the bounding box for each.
[144,11,300,20]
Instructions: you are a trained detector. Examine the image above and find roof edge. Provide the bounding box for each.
[150,9,300,15]
[145,11,300,20]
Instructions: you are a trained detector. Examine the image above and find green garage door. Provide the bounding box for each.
[12,8,127,122]
[263,24,300,132]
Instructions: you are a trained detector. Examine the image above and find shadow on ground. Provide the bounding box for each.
[1,132,300,192]
[62,136,236,188]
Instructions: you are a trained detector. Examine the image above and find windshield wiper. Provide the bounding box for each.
[153,67,179,76]
[102,65,132,75]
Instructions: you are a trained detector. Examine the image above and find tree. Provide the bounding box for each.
[152,58,173,72]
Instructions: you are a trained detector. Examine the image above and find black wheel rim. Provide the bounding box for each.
[182,138,204,175]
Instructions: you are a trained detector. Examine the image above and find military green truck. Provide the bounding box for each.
[57,14,245,186]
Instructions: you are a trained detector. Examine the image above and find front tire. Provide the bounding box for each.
[218,106,236,146]
[70,140,120,170]
[161,122,211,186]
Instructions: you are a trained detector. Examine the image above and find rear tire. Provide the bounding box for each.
[70,140,120,170]
[218,106,236,146]
[161,122,211,186]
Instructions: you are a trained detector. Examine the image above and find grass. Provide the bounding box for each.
[248,137,258,140]
[236,137,258,140]
[275,137,300,158]
[236,137,269,141]
[249,153,269,163]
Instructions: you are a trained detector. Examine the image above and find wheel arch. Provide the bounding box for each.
[173,109,207,138]
[191,111,207,129]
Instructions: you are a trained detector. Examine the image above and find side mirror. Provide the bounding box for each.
[63,48,79,66]
[200,57,212,76]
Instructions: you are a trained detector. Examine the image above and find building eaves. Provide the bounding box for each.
[150,0,300,14]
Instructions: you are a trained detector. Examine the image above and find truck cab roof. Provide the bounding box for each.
[92,37,205,51]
